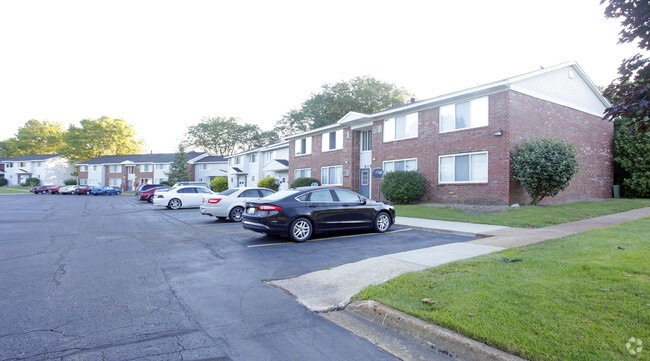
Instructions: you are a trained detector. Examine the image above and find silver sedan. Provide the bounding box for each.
[200,187,274,222]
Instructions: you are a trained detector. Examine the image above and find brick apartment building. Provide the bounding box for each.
[286,62,613,205]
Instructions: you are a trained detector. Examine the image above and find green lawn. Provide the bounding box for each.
[395,199,650,228]
[0,186,31,194]
[357,218,650,361]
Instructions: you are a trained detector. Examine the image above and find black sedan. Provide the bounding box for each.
[242,186,395,242]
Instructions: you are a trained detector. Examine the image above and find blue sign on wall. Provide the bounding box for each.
[372,168,384,178]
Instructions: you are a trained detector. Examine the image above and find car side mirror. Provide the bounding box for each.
[360,199,367,205]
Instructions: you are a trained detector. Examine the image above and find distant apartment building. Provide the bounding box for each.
[1,154,73,186]
[225,141,290,190]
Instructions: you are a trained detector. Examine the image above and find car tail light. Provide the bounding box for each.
[258,205,282,211]
[208,198,221,204]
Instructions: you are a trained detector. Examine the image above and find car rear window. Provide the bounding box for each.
[261,190,299,201]
[219,189,238,196]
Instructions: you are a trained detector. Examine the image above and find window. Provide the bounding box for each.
[109,165,122,173]
[361,130,372,151]
[109,178,122,187]
[249,154,257,163]
[439,97,488,132]
[295,137,312,156]
[140,164,152,172]
[384,113,418,142]
[80,178,88,185]
[310,190,335,202]
[260,189,274,197]
[439,152,488,183]
[34,162,42,167]
[178,187,198,194]
[80,165,88,172]
[240,189,261,197]
[334,189,362,202]
[5,163,13,168]
[322,130,343,152]
[235,156,241,165]
[264,151,277,163]
[155,164,166,170]
[200,164,208,170]
[321,166,342,185]
[92,165,97,171]
[361,170,369,185]
[383,158,417,173]
[294,168,311,179]
[20,162,26,167]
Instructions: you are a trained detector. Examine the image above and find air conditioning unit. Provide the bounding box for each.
[342,170,350,177]
[372,125,382,133]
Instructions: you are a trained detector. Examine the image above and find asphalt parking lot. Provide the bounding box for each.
[0,194,475,360]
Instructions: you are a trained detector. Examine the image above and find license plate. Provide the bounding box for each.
[247,207,256,214]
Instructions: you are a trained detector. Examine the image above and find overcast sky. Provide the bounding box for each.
[0,0,640,153]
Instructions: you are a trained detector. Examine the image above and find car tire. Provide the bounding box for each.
[373,212,391,233]
[229,206,244,222]
[168,198,182,210]
[147,195,153,203]
[289,217,312,242]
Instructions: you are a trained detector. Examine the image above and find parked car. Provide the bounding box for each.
[31,185,59,194]
[139,186,170,202]
[153,185,215,209]
[58,185,79,194]
[173,181,210,189]
[242,187,395,242]
[48,185,64,194]
[91,186,121,195]
[200,187,275,222]
[135,183,166,197]
[73,186,96,195]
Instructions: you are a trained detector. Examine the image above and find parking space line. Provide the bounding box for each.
[247,228,412,248]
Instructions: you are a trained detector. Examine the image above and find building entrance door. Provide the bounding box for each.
[359,168,370,198]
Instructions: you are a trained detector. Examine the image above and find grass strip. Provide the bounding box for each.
[395,199,650,228]
[357,218,650,361]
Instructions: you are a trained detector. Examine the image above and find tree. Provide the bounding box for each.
[510,138,579,205]
[58,116,144,163]
[614,120,650,197]
[184,117,279,156]
[274,76,412,136]
[0,119,65,157]
[601,0,650,133]
[165,144,191,185]
[210,176,228,192]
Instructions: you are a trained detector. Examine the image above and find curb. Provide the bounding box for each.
[347,300,525,361]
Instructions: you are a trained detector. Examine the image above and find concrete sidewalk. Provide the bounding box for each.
[270,207,650,312]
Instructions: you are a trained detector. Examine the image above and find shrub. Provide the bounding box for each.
[290,177,320,188]
[64,178,77,186]
[210,176,228,192]
[0,178,7,186]
[614,120,650,198]
[510,137,579,205]
[25,177,41,187]
[258,177,279,191]
[380,171,426,204]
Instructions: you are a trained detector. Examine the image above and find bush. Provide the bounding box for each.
[258,177,279,191]
[0,178,7,186]
[290,177,320,188]
[25,177,41,187]
[510,137,579,205]
[614,120,650,198]
[210,176,228,192]
[64,178,77,186]
[380,171,425,204]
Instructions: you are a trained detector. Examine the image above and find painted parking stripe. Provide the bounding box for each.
[247,228,412,248]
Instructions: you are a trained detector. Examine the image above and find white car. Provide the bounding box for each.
[153,185,214,209]
[58,185,79,194]
[200,187,275,222]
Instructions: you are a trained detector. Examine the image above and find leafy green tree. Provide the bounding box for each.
[210,176,228,192]
[165,144,191,185]
[185,117,279,156]
[274,76,412,136]
[380,171,425,204]
[614,120,650,197]
[1,119,65,157]
[59,116,144,163]
[601,0,649,133]
[510,138,579,205]
[258,177,279,191]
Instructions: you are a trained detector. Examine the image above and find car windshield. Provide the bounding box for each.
[260,190,300,201]
[219,189,238,196]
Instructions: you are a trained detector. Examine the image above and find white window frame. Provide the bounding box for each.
[294,168,311,179]
[264,150,277,163]
[382,158,418,173]
[321,165,343,186]
[249,154,257,163]
[5,163,13,168]
[322,130,343,152]
[383,112,419,142]
[438,151,488,184]
[109,165,122,173]
[80,165,88,172]
[109,178,122,187]
[155,164,166,170]
[80,178,88,185]
[294,137,312,156]
[140,164,152,172]
[439,96,489,133]
[361,130,372,152]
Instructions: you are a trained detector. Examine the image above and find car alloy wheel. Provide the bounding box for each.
[374,212,391,233]
[229,206,244,222]
[168,198,182,210]
[289,217,312,242]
